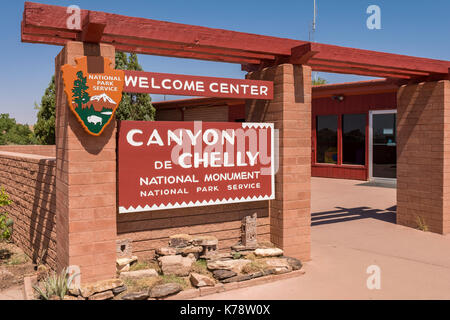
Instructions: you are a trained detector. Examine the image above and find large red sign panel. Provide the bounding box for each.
[118,121,275,213]
[123,70,273,100]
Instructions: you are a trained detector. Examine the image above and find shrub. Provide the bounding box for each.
[416,216,429,232]
[0,187,13,241]
[33,268,75,300]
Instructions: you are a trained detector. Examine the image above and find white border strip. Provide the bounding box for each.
[119,194,274,213]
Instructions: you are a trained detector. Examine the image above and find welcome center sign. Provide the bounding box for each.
[118,121,275,213]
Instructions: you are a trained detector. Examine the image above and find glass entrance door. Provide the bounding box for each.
[369,110,397,180]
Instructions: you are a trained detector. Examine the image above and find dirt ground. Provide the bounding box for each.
[0,241,35,290]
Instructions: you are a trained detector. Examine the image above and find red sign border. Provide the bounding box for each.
[123,70,273,100]
[117,122,275,214]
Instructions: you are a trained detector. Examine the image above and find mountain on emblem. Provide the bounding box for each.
[61,57,124,136]
[90,93,117,104]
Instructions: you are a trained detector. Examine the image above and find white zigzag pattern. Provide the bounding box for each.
[241,123,273,129]
[119,194,274,214]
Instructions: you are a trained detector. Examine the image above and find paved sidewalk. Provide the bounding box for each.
[0,286,24,300]
[197,177,450,300]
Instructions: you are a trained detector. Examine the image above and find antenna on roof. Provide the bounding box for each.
[310,0,318,82]
[309,0,316,42]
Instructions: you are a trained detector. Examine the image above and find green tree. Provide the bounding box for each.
[33,53,154,145]
[312,77,328,85]
[72,71,90,110]
[0,114,37,145]
[115,52,155,121]
[34,76,56,145]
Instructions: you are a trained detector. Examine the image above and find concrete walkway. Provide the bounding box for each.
[0,286,23,300]
[198,177,450,300]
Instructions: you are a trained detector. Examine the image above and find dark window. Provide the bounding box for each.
[316,115,338,164]
[342,114,366,165]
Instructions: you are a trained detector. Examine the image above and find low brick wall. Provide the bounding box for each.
[117,202,270,258]
[0,145,271,270]
[0,151,57,270]
[0,145,56,157]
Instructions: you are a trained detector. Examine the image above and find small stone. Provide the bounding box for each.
[88,290,114,300]
[149,283,182,298]
[120,269,158,279]
[263,269,275,276]
[112,285,127,295]
[212,269,237,280]
[158,255,193,276]
[254,248,284,257]
[117,264,130,273]
[187,253,197,263]
[192,235,218,246]
[116,256,138,268]
[189,273,215,287]
[249,271,264,279]
[221,274,252,283]
[169,234,193,247]
[156,247,177,256]
[264,258,292,274]
[201,252,232,261]
[207,259,251,273]
[63,295,79,300]
[231,244,258,251]
[121,291,149,300]
[285,257,303,270]
[79,279,124,298]
[179,246,203,255]
[68,287,80,296]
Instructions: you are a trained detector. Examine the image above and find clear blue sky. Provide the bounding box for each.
[1,0,449,124]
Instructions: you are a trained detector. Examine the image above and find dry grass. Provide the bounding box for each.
[122,276,163,292]
[160,275,191,289]
[129,259,160,273]
[416,216,429,232]
[245,253,257,261]
[191,259,211,276]
[241,259,269,274]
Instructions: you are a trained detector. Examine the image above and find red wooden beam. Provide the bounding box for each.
[22,2,304,56]
[311,65,412,79]
[81,12,106,43]
[290,43,319,64]
[307,43,450,75]
[113,44,262,65]
[21,1,450,78]
[309,59,431,77]
[101,36,277,61]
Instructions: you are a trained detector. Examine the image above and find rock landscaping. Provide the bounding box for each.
[25,230,305,300]
[104,233,304,300]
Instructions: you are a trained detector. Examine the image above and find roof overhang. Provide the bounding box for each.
[22,2,450,81]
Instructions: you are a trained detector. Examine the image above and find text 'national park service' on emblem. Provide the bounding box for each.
[61,57,125,136]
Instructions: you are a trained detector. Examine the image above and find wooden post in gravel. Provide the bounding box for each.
[54,41,117,283]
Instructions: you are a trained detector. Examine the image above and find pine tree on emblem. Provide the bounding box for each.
[72,71,90,110]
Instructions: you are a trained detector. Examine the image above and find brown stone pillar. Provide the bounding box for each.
[55,41,117,283]
[397,80,450,234]
[246,64,311,261]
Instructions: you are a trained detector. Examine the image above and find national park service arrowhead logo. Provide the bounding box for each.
[61,57,124,136]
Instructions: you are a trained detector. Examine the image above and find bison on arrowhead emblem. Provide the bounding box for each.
[61,57,125,136]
